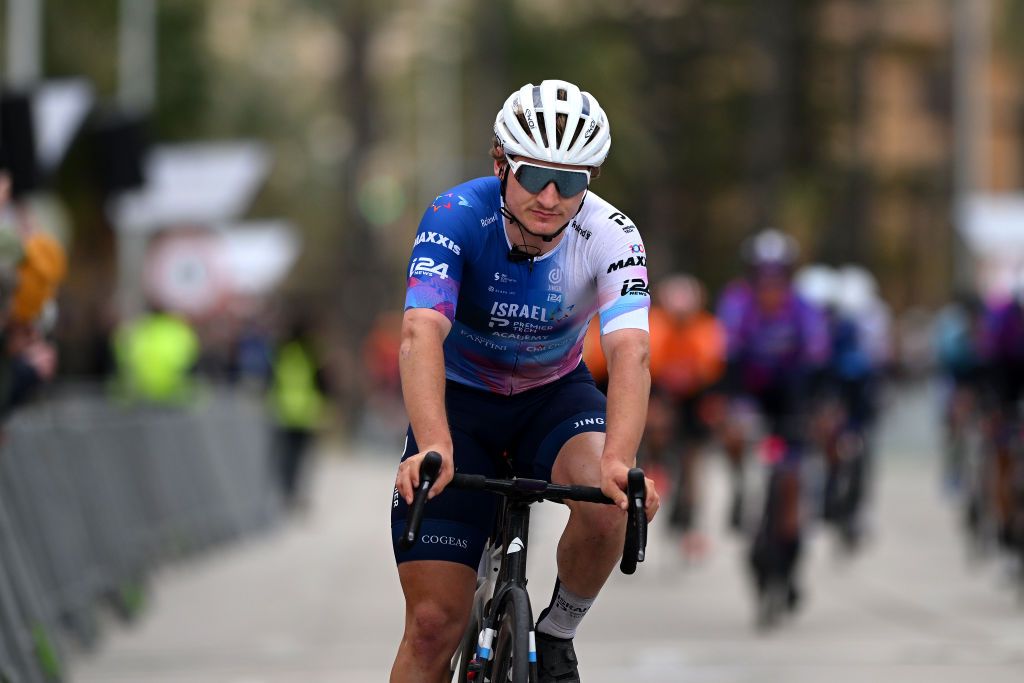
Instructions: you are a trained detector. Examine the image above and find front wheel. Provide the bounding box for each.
[488,586,534,683]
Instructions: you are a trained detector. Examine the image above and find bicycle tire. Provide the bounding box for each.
[488,586,533,683]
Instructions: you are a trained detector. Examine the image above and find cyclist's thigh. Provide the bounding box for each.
[396,559,477,631]
[679,392,713,443]
[513,367,608,482]
[391,425,500,570]
[757,379,808,455]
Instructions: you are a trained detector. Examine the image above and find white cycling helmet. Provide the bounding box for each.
[836,264,879,316]
[794,264,839,308]
[741,228,800,269]
[494,79,611,167]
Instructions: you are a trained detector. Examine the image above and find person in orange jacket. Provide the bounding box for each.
[647,274,726,558]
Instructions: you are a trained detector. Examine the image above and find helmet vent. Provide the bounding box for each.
[568,119,586,148]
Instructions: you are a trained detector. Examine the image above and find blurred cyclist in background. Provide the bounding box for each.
[932,289,987,494]
[979,270,1024,559]
[798,265,890,551]
[645,274,725,559]
[716,229,829,625]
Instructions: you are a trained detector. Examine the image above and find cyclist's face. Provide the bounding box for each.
[496,157,588,239]
[753,272,790,313]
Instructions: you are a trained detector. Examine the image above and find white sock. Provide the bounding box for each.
[536,580,595,640]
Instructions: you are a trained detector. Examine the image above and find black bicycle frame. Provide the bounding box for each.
[494,499,531,590]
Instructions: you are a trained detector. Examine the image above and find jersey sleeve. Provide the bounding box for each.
[715,282,751,361]
[593,213,650,335]
[403,197,472,322]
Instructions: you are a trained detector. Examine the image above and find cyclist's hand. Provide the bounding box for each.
[600,459,660,521]
[396,447,454,505]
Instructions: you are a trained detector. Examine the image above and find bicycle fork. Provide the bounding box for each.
[466,501,539,680]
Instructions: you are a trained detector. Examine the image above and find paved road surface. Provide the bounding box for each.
[74,384,1024,682]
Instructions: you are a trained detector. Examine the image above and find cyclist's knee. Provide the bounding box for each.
[573,499,626,544]
[404,600,465,664]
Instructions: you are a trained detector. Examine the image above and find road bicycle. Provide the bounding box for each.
[747,435,803,630]
[400,451,648,682]
[821,420,869,551]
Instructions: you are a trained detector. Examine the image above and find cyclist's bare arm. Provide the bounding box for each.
[600,327,658,518]
[397,307,454,503]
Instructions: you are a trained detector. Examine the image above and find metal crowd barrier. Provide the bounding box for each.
[0,384,282,683]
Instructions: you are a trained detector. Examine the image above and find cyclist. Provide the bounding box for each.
[932,289,986,494]
[390,79,659,682]
[979,272,1024,555]
[715,229,829,620]
[815,266,889,550]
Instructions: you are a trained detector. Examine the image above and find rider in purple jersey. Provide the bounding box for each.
[390,80,659,683]
[978,283,1024,552]
[715,229,828,624]
[717,279,829,395]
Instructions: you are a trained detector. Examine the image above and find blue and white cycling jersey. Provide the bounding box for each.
[404,176,650,395]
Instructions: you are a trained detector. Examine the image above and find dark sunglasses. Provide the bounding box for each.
[506,157,590,198]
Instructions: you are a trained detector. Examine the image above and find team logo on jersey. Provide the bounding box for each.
[489,302,550,323]
[608,212,637,233]
[547,293,562,303]
[573,221,592,240]
[410,257,450,280]
[414,231,462,255]
[488,301,555,333]
[629,244,644,253]
[431,193,472,212]
[548,268,563,285]
[607,256,646,273]
[549,303,576,323]
[525,337,572,353]
[480,213,498,227]
[620,278,650,296]
[459,328,507,351]
[494,272,517,284]
[608,211,628,225]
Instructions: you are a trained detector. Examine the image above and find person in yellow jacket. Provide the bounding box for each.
[270,319,327,510]
[114,307,199,405]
